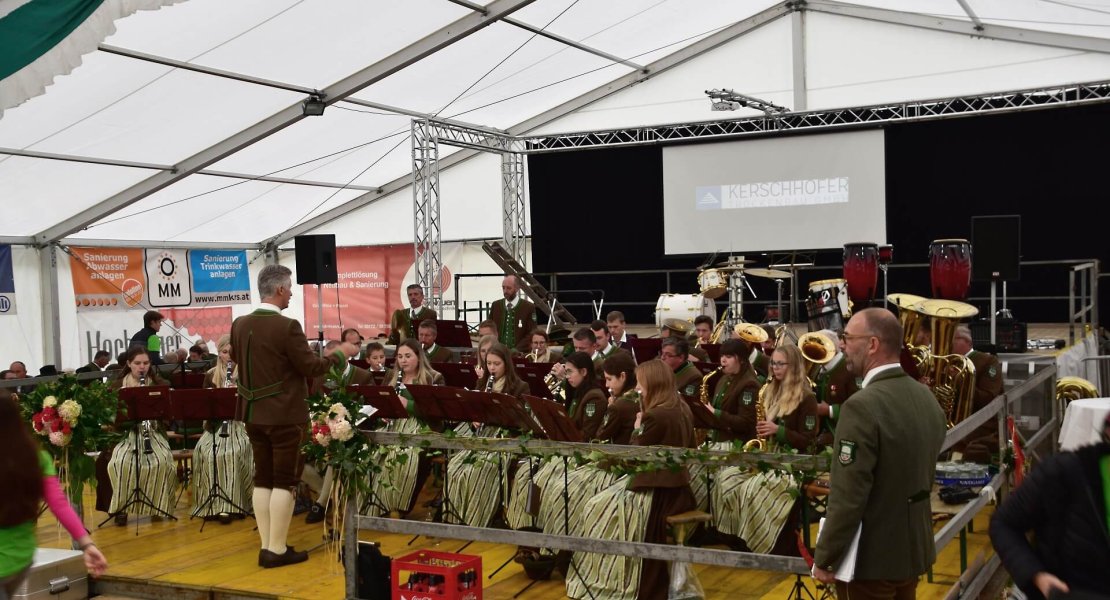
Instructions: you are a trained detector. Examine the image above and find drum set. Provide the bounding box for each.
[665,237,974,337]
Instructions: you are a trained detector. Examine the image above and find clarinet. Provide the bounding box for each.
[219,361,234,437]
[137,372,154,453]
[394,367,405,394]
[484,373,495,393]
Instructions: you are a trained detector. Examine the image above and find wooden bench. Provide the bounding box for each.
[666,510,711,546]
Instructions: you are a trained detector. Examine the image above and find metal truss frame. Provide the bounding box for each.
[519,80,1110,152]
[411,118,529,309]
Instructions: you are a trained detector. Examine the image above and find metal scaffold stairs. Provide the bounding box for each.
[481,241,577,328]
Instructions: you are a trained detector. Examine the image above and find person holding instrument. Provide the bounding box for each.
[713,343,818,555]
[445,344,528,528]
[388,284,436,345]
[103,347,176,526]
[0,399,108,597]
[568,359,698,600]
[193,334,253,523]
[370,339,445,517]
[563,352,607,441]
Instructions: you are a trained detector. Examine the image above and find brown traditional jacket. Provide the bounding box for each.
[767,390,820,452]
[629,402,696,490]
[967,350,1004,413]
[230,307,345,425]
[569,387,607,441]
[309,364,374,396]
[673,362,702,398]
[709,367,762,442]
[388,306,437,345]
[595,391,640,445]
[489,297,536,352]
[425,344,455,364]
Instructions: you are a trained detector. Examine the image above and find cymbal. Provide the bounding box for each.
[714,258,755,267]
[744,267,791,279]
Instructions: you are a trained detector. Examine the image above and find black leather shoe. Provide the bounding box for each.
[259,547,308,569]
[304,502,325,524]
[258,546,299,567]
[114,513,128,526]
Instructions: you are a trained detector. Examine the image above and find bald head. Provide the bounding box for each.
[856,308,903,359]
[501,275,519,301]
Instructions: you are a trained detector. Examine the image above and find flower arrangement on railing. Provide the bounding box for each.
[301,366,374,558]
[19,376,120,505]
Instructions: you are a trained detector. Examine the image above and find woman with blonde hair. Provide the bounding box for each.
[368,339,444,516]
[192,334,254,522]
[713,342,819,555]
[568,359,698,600]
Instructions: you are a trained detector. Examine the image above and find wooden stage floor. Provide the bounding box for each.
[37,485,997,599]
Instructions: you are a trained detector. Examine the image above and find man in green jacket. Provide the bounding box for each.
[813,308,946,599]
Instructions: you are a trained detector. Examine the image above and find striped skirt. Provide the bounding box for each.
[367,418,423,515]
[505,458,539,530]
[443,425,503,528]
[711,467,795,554]
[546,462,621,537]
[565,475,652,600]
[107,427,177,516]
[190,421,254,516]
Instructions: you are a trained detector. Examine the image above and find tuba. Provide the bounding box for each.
[708,308,730,345]
[1056,375,1098,417]
[888,293,931,376]
[918,299,979,428]
[734,322,769,346]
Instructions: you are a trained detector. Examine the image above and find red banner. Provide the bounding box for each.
[302,245,414,339]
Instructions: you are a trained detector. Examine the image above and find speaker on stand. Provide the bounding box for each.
[972,215,1021,347]
[294,234,338,354]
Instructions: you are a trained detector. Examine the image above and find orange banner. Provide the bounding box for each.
[69,247,146,310]
[302,245,415,339]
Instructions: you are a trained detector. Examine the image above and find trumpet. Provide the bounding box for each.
[527,349,542,362]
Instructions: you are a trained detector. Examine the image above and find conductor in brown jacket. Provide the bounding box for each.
[231,264,358,569]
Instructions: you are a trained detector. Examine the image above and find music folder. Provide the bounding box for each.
[347,385,410,420]
[679,394,727,431]
[629,338,662,364]
[522,394,582,443]
[117,385,173,423]
[170,388,238,421]
[431,362,478,390]
[487,391,545,436]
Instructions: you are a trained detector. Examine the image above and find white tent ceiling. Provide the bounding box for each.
[2,0,1110,247]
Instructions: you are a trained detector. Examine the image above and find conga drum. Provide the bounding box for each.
[929,239,972,300]
[842,243,879,305]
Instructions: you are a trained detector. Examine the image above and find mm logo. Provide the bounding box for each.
[0,296,10,312]
[146,250,192,307]
[158,282,181,297]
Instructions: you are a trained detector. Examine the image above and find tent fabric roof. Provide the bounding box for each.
[2,0,1109,246]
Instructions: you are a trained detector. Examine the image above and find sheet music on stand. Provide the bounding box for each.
[117,385,173,424]
[347,385,410,422]
[522,394,582,443]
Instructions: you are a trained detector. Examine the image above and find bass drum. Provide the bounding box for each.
[654,293,717,328]
[806,278,851,332]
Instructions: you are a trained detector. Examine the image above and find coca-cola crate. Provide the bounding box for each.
[391,549,481,600]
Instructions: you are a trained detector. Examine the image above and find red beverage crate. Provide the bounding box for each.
[391,550,482,600]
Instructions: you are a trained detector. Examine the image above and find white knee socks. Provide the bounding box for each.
[267,488,296,554]
[253,487,272,549]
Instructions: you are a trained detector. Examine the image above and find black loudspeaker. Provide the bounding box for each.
[294,234,337,285]
[972,215,1020,281]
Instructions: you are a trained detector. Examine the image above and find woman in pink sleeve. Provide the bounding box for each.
[0,398,107,596]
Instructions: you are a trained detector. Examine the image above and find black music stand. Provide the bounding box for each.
[432,319,473,348]
[523,395,582,443]
[174,388,251,530]
[349,385,411,517]
[100,386,178,530]
[629,338,663,364]
[700,343,722,363]
[517,367,553,399]
[431,362,479,390]
[678,393,730,522]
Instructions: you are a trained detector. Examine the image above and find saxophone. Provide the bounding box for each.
[699,367,723,406]
[742,382,769,452]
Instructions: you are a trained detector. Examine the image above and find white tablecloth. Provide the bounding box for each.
[1059,398,1110,451]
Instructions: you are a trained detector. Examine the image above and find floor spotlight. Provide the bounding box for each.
[302,94,326,116]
